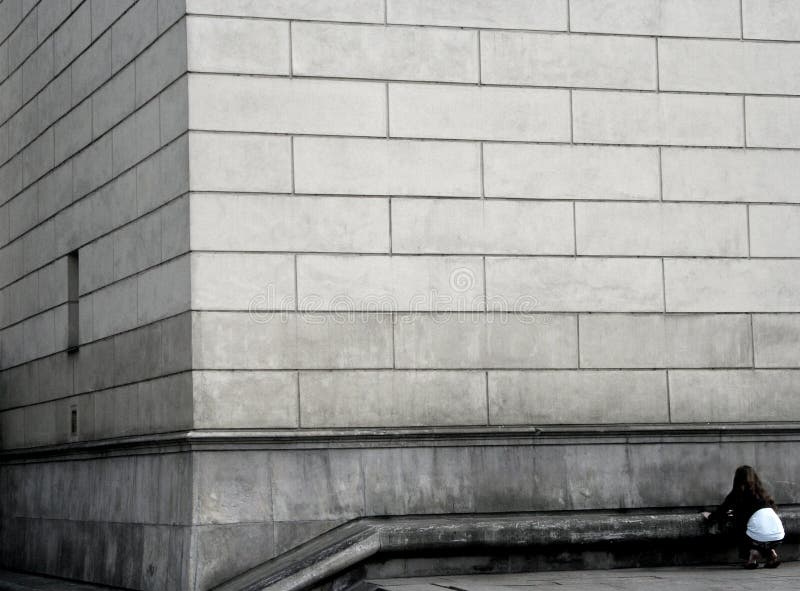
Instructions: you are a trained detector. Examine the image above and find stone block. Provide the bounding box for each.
[571,0,740,37]
[37,257,69,311]
[189,74,385,136]
[192,311,393,369]
[160,194,189,260]
[0,362,37,409]
[0,156,22,206]
[0,0,22,42]
[8,98,37,158]
[92,276,138,340]
[186,16,289,74]
[37,69,71,130]
[299,370,486,427]
[5,272,37,327]
[91,0,136,39]
[53,1,91,73]
[74,339,115,393]
[138,373,193,434]
[394,312,578,369]
[0,69,21,124]
[158,0,185,32]
[72,134,112,199]
[71,30,112,105]
[38,0,73,41]
[670,369,800,422]
[111,0,158,73]
[23,218,54,274]
[7,5,35,72]
[750,205,800,257]
[189,132,291,192]
[746,96,800,148]
[659,38,800,94]
[391,198,574,254]
[92,63,136,138]
[23,400,58,447]
[114,212,162,281]
[297,254,485,311]
[575,202,748,257]
[191,252,294,310]
[189,523,275,591]
[573,91,744,147]
[743,0,800,40]
[21,39,54,103]
[0,42,6,80]
[137,137,190,214]
[193,370,298,429]
[94,168,138,234]
[389,84,570,142]
[137,255,191,324]
[37,161,73,220]
[489,370,669,425]
[664,259,800,312]
[387,0,566,29]
[486,257,664,312]
[579,313,753,369]
[37,352,74,402]
[193,451,273,524]
[0,239,24,290]
[186,0,385,22]
[481,31,656,89]
[113,323,163,384]
[662,147,800,203]
[753,314,800,368]
[113,98,160,175]
[54,99,92,164]
[292,22,478,83]
[161,312,191,373]
[0,123,8,165]
[158,75,188,144]
[79,235,114,295]
[134,18,187,106]
[22,128,54,186]
[79,292,93,345]
[294,137,480,196]
[8,185,38,241]
[190,194,388,253]
[484,143,659,200]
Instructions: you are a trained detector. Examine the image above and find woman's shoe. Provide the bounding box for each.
[765,549,781,569]
[744,549,760,569]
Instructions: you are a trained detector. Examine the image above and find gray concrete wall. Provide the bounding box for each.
[0,0,191,449]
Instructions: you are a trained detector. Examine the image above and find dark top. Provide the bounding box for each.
[707,489,773,534]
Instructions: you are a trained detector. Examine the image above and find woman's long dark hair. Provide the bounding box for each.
[732,465,775,507]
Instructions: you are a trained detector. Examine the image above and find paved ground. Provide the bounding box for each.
[371,562,800,591]
[0,569,120,591]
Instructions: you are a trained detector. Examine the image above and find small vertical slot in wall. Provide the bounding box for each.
[70,405,78,438]
[67,251,80,352]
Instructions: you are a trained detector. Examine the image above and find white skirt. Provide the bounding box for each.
[746,507,785,543]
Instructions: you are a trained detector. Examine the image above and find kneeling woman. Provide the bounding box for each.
[702,465,785,568]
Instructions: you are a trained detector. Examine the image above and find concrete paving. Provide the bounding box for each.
[371,562,800,591]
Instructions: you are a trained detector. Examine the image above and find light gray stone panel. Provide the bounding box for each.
[749,205,800,257]
[134,18,187,107]
[746,96,800,148]
[575,202,748,257]
[193,451,273,524]
[189,523,275,591]
[670,369,800,422]
[159,195,188,261]
[38,69,71,131]
[489,370,669,425]
[659,38,800,94]
[7,6,36,73]
[137,136,190,215]
[71,30,112,105]
[36,161,73,221]
[662,147,800,203]
[72,134,112,199]
[192,311,393,369]
[753,314,800,368]
[159,76,189,144]
[158,0,185,33]
[186,0,385,22]
[91,276,138,340]
[189,194,389,253]
[188,74,386,136]
[387,0,566,29]
[22,128,54,187]
[186,16,289,74]
[481,31,656,90]
[9,99,37,159]
[391,198,574,255]
[8,185,37,242]
[193,371,298,429]
[111,0,158,73]
[294,137,481,196]
[113,323,163,384]
[37,258,69,311]
[189,132,291,193]
[137,255,191,324]
[54,99,92,164]
[138,374,194,434]
[53,1,91,73]
[113,211,162,281]
[74,339,115,393]
[573,91,744,147]
[37,352,74,403]
[297,254,485,311]
[299,370,487,427]
[161,312,192,374]
[665,259,800,312]
[571,0,740,37]
[113,98,161,175]
[389,84,570,142]
[37,0,73,41]
[486,257,664,312]
[484,143,660,200]
[579,314,753,369]
[292,22,478,83]
[0,156,22,206]
[743,0,800,40]
[191,252,295,310]
[394,313,578,369]
[97,168,137,232]
[24,219,56,281]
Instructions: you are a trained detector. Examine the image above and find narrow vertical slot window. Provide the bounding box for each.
[67,251,79,351]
